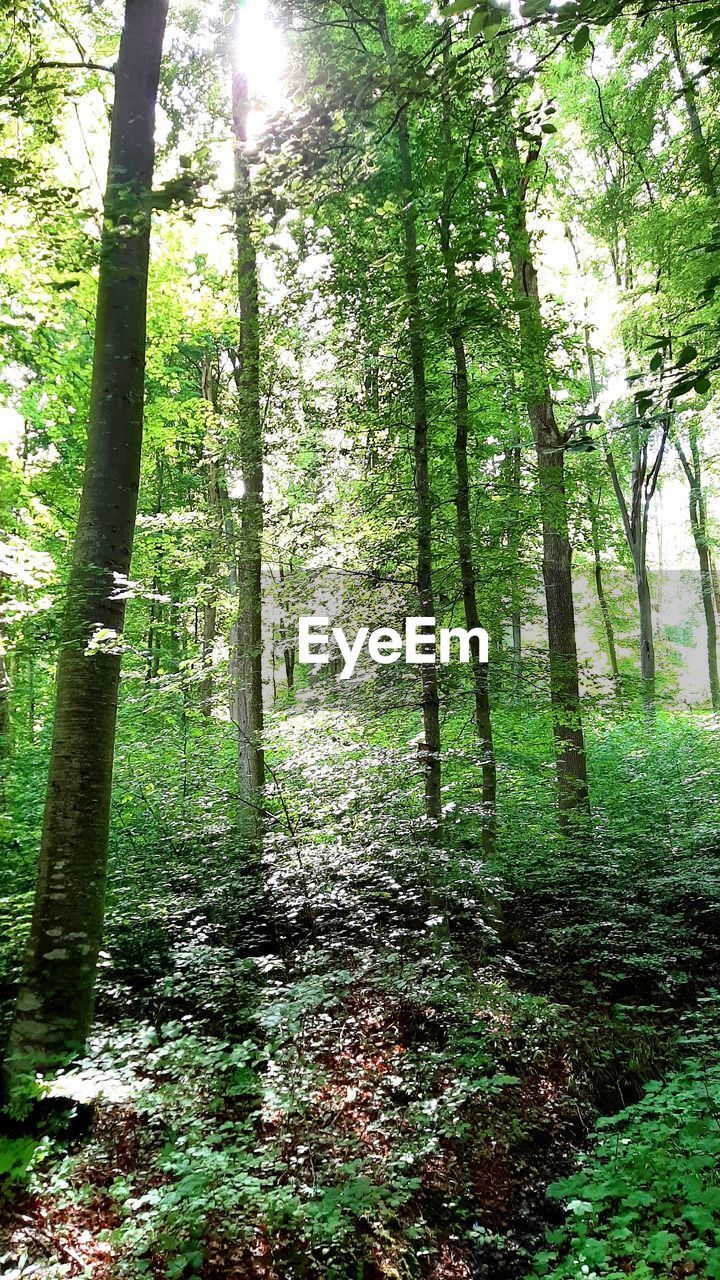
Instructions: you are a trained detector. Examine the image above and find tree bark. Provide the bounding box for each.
[496,138,589,816]
[378,2,442,824]
[199,353,223,718]
[3,0,168,1096]
[675,433,720,712]
[230,41,264,835]
[439,32,495,853]
[504,439,523,700]
[0,619,10,806]
[604,417,666,716]
[589,494,623,701]
[668,17,717,198]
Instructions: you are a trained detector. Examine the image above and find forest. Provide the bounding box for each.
[2,0,720,1275]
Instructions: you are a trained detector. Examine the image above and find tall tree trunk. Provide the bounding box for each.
[230,41,264,836]
[563,240,623,704]
[504,437,523,700]
[0,620,10,807]
[439,33,495,853]
[635,554,656,705]
[675,433,720,711]
[278,562,295,692]
[199,354,222,718]
[668,17,717,198]
[495,137,589,816]
[589,494,623,701]
[378,2,442,824]
[3,0,168,1096]
[604,414,667,717]
[145,454,165,682]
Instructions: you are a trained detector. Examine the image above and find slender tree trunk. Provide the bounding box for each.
[230,40,264,835]
[439,33,495,852]
[278,563,295,692]
[3,0,168,1096]
[635,549,656,708]
[0,623,10,806]
[569,217,662,716]
[675,434,720,711]
[589,497,623,700]
[199,354,222,718]
[604,417,666,717]
[668,17,717,198]
[378,2,442,824]
[709,553,720,618]
[497,139,589,816]
[504,437,523,699]
[145,454,165,682]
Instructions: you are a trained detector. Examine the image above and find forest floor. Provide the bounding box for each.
[2,702,720,1279]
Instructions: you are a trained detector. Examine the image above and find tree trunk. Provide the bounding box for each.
[3,0,168,1096]
[668,17,717,198]
[278,563,295,692]
[199,354,222,718]
[635,553,656,708]
[589,496,623,701]
[504,439,523,700]
[604,417,665,718]
[230,42,264,835]
[439,33,495,853]
[500,145,589,816]
[378,2,442,824]
[0,624,10,806]
[676,434,720,712]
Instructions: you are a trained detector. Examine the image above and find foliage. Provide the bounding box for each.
[536,999,720,1280]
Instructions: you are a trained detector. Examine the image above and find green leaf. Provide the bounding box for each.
[573,24,590,50]
[676,344,698,368]
[441,0,477,14]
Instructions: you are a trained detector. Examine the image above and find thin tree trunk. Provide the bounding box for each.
[710,553,720,618]
[278,562,295,692]
[505,437,523,699]
[668,17,717,198]
[0,623,10,806]
[230,40,264,835]
[675,434,720,711]
[494,135,589,816]
[589,496,623,700]
[570,212,662,714]
[439,32,495,853]
[565,223,623,703]
[145,454,165,682]
[635,554,656,705]
[604,417,666,717]
[199,354,222,717]
[378,2,442,824]
[3,0,168,1096]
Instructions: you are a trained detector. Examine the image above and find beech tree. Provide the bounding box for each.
[229,31,265,835]
[3,0,169,1095]
[377,0,442,824]
[487,80,589,816]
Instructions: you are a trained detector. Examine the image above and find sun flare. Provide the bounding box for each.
[233,0,287,110]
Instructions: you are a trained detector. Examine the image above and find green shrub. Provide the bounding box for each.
[534,1000,720,1279]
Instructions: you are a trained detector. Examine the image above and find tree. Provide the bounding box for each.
[675,427,720,713]
[377,0,442,825]
[439,29,496,852]
[3,0,169,1097]
[487,72,589,817]
[229,29,265,834]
